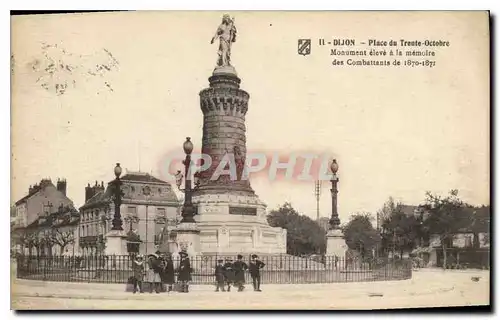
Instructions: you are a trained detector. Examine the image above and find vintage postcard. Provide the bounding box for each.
[10,11,490,310]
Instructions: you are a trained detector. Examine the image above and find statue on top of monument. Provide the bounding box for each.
[210,14,237,68]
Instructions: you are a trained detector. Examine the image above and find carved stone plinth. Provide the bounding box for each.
[105,229,127,256]
[326,228,347,259]
[175,222,201,256]
[192,193,286,255]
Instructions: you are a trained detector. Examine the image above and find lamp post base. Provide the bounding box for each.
[326,228,347,258]
[175,222,201,257]
[105,230,127,256]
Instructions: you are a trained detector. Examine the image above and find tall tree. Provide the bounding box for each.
[422,190,469,269]
[267,202,326,256]
[341,213,381,259]
[377,197,398,231]
[50,228,75,255]
[468,205,490,248]
[380,205,421,257]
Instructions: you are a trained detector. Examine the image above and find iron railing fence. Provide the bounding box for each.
[15,254,412,284]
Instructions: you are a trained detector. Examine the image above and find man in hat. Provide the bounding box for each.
[214,259,226,292]
[232,254,248,292]
[223,257,234,292]
[249,254,266,292]
[177,250,192,293]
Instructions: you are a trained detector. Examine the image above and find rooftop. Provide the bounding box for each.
[120,171,169,184]
[15,179,55,205]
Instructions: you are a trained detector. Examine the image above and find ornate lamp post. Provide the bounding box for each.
[329,159,340,230]
[325,159,347,263]
[142,185,152,255]
[180,137,196,223]
[111,163,124,231]
[171,137,201,257]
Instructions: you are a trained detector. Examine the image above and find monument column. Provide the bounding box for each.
[182,14,287,255]
[197,70,254,195]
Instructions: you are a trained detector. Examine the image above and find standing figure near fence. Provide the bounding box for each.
[177,250,192,293]
[157,253,166,292]
[132,255,145,294]
[223,257,234,292]
[214,259,226,292]
[145,253,162,294]
[161,253,176,292]
[249,254,265,292]
[232,254,249,292]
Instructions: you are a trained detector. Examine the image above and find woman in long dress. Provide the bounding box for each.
[144,253,162,293]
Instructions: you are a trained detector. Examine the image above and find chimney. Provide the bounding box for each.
[57,178,67,196]
[85,183,96,202]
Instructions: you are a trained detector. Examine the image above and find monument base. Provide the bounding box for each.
[104,230,127,256]
[192,192,287,255]
[326,229,347,258]
[213,65,237,76]
[175,222,201,256]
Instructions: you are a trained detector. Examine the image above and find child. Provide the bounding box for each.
[223,257,234,292]
[214,259,226,292]
[249,254,266,292]
[178,250,192,293]
[132,255,145,294]
[162,253,176,292]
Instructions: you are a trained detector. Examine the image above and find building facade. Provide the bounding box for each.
[11,178,79,256]
[14,178,73,228]
[78,171,180,256]
[406,205,491,268]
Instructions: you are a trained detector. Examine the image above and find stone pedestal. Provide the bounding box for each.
[193,192,286,255]
[104,230,127,256]
[326,228,347,258]
[175,222,201,256]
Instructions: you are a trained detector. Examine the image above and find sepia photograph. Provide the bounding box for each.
[9,10,490,310]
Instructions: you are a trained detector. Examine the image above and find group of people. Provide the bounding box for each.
[131,249,192,294]
[131,251,266,294]
[215,254,266,292]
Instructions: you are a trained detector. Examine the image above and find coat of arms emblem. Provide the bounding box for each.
[298,39,311,56]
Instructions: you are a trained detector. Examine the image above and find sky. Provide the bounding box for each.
[11,11,489,223]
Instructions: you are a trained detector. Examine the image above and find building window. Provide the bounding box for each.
[131,186,135,193]
[158,188,162,194]
[82,225,85,236]
[128,206,137,214]
[156,208,166,216]
[465,235,473,248]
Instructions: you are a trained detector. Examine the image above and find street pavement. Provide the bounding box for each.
[11,268,490,310]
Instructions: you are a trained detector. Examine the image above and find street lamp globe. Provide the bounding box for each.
[330,159,339,174]
[183,137,194,155]
[114,163,122,178]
